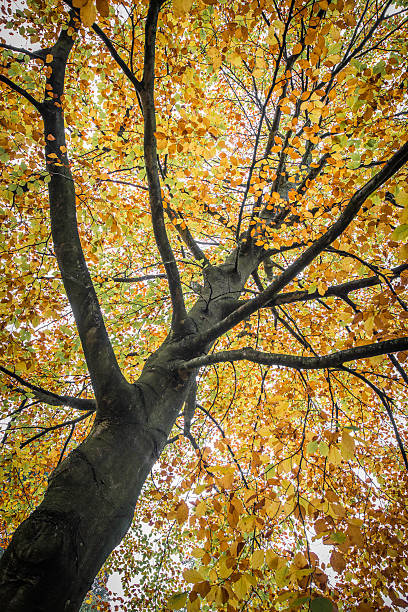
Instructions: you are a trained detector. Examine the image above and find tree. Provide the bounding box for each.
[0,0,407,609]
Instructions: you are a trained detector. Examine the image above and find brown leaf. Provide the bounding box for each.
[96,0,109,17]
[80,1,97,27]
[330,550,346,573]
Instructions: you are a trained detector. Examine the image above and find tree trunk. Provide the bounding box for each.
[0,246,258,611]
[0,344,195,612]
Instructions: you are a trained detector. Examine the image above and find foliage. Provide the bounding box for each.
[1,0,408,610]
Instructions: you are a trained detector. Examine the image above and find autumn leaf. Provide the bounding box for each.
[311,597,333,612]
[340,430,355,461]
[80,1,97,27]
[250,549,264,569]
[96,0,109,18]
[175,500,189,524]
[173,0,193,15]
[183,569,204,583]
[167,591,188,610]
[330,550,346,573]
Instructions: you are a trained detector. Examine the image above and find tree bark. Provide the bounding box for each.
[0,341,196,611]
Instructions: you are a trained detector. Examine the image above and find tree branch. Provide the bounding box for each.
[0,42,48,61]
[174,337,408,372]
[189,140,408,349]
[92,23,142,93]
[164,202,210,265]
[260,263,408,308]
[0,74,44,114]
[63,0,142,92]
[140,0,188,333]
[20,411,94,449]
[112,273,167,283]
[0,366,96,411]
[388,353,408,387]
[341,365,408,471]
[42,15,128,401]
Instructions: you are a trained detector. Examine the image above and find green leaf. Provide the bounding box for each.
[275,564,289,587]
[167,591,188,610]
[311,597,333,612]
[331,531,346,544]
[318,441,329,457]
[307,440,318,454]
[391,224,408,241]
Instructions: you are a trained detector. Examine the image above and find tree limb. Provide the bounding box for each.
[92,23,142,93]
[42,15,128,401]
[63,0,142,93]
[20,411,94,449]
[0,74,44,114]
[0,365,96,411]
[140,0,188,333]
[190,140,408,349]
[0,42,48,61]
[174,337,408,371]
[260,263,408,308]
[388,353,408,387]
[341,365,408,471]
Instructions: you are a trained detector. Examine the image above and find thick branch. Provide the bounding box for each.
[0,42,48,61]
[175,337,408,371]
[140,0,188,333]
[112,273,167,283]
[0,366,96,411]
[92,23,142,93]
[388,353,408,386]
[43,17,127,400]
[190,141,408,349]
[164,203,210,265]
[260,263,408,308]
[0,74,44,114]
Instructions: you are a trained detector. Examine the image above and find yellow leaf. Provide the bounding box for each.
[293,551,308,569]
[328,446,342,466]
[230,52,242,67]
[214,586,229,606]
[275,564,289,587]
[45,54,53,63]
[391,224,408,241]
[340,431,355,461]
[250,549,264,569]
[183,568,204,583]
[191,547,206,559]
[265,550,279,569]
[187,597,201,612]
[398,244,408,261]
[173,0,193,15]
[237,515,256,533]
[396,189,408,207]
[176,500,189,524]
[80,1,97,27]
[168,592,188,610]
[232,574,251,600]
[195,500,206,517]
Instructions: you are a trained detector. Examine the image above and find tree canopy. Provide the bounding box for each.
[0,0,408,610]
